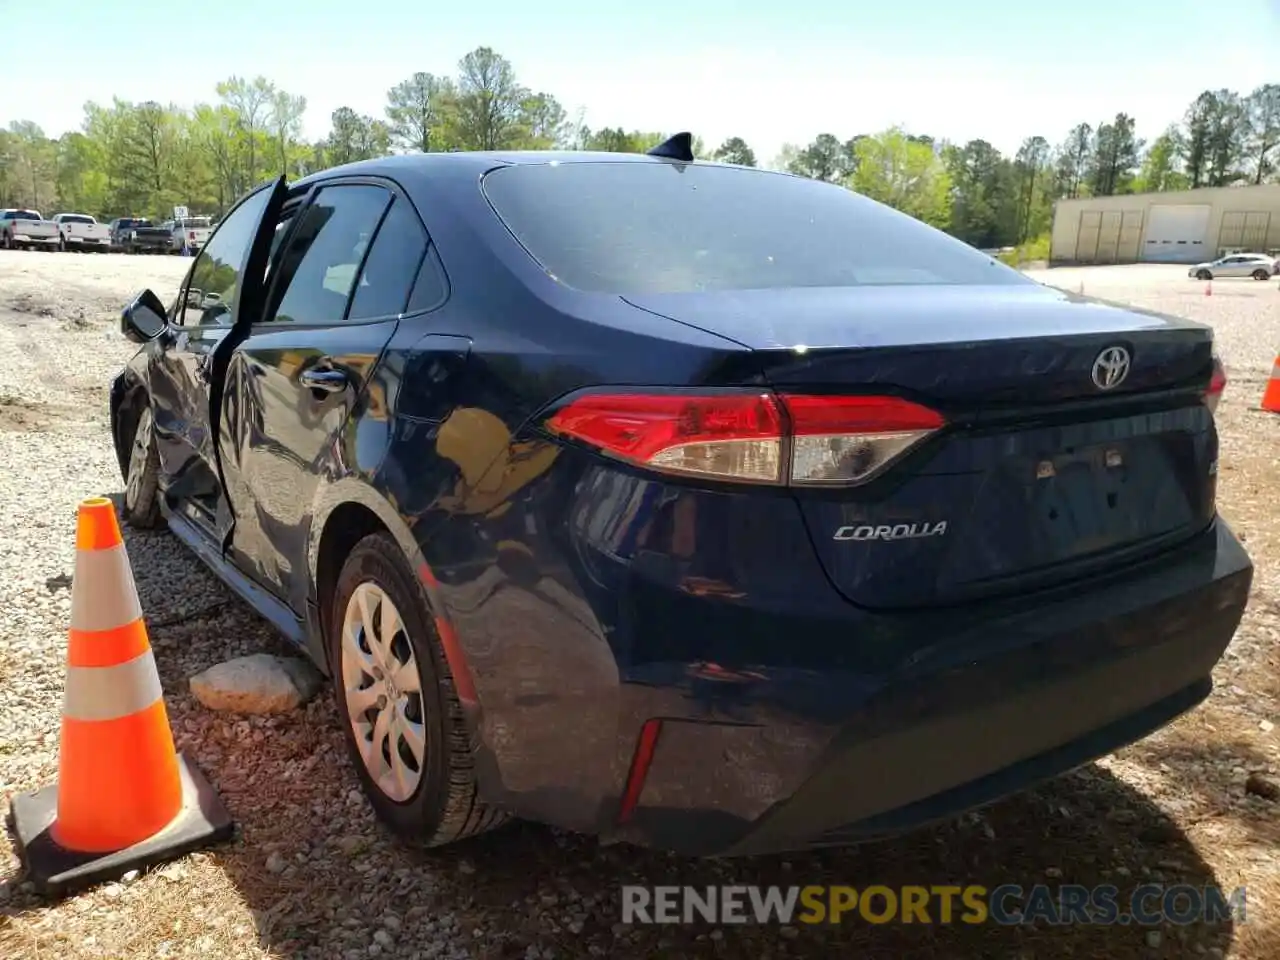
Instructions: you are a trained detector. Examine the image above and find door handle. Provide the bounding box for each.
[300,367,349,394]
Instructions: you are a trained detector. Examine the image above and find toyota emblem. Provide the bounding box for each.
[1091,346,1131,390]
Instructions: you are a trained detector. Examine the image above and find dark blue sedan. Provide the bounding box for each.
[109,134,1252,857]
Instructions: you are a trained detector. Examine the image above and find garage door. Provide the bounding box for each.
[1140,204,1211,263]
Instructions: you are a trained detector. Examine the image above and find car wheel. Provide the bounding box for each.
[1196,269,1212,280]
[1253,269,1270,281]
[122,403,165,529]
[329,532,508,848]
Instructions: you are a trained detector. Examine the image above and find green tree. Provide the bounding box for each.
[270,90,307,176]
[945,139,1016,248]
[579,127,664,152]
[1133,127,1188,193]
[1054,123,1093,199]
[325,108,389,165]
[1089,113,1141,196]
[1013,135,1051,244]
[1184,90,1247,187]
[385,72,456,152]
[216,76,276,187]
[451,46,527,150]
[788,133,857,182]
[712,136,756,166]
[1244,83,1280,184]
[3,121,57,210]
[518,92,570,149]
[849,127,951,229]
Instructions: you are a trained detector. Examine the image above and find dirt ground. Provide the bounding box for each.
[0,252,1278,959]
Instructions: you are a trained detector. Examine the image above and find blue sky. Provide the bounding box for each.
[3,0,1276,165]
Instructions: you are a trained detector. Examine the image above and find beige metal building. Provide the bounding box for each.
[1050,184,1280,265]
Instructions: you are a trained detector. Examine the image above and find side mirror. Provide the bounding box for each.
[121,288,169,344]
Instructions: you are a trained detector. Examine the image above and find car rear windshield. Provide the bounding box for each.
[10,210,40,220]
[481,161,1029,295]
[178,217,211,228]
[61,215,94,224]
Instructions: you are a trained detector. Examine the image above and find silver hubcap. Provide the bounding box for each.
[125,407,153,506]
[341,583,426,801]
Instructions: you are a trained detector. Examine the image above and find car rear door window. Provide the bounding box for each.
[481,161,1030,294]
[348,197,427,321]
[266,184,392,325]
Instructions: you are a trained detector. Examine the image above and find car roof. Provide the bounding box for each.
[291,150,789,194]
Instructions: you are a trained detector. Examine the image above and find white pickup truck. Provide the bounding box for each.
[51,213,112,252]
[0,209,61,251]
[164,216,214,254]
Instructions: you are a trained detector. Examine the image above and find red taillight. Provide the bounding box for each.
[1205,356,1226,414]
[189,231,196,240]
[544,391,946,486]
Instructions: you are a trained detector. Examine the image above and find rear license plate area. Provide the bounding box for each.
[1031,445,1132,552]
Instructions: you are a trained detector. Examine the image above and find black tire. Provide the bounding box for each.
[1253,269,1270,281]
[1196,269,1213,281]
[328,532,508,847]
[121,402,165,529]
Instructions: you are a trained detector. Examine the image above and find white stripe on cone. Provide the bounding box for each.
[62,650,164,722]
[70,542,143,633]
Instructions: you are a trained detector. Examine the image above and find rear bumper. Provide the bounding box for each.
[607,518,1250,856]
[421,441,1251,858]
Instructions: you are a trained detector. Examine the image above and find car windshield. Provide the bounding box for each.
[62,215,94,224]
[481,161,1029,295]
[178,217,212,228]
[10,210,40,220]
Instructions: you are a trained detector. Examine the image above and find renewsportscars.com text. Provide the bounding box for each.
[620,884,1247,927]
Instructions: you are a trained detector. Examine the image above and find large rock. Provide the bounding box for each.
[189,653,323,714]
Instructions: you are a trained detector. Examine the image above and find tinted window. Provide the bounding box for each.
[11,210,40,220]
[349,198,426,320]
[482,162,1029,294]
[61,214,95,224]
[181,183,276,327]
[267,185,391,325]
[407,245,447,312]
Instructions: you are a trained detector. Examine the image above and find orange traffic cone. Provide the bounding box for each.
[1262,356,1280,413]
[7,497,234,897]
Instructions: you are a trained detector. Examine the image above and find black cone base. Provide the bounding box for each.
[5,752,235,898]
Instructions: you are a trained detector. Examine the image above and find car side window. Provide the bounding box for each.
[408,244,448,313]
[265,184,392,325]
[348,197,427,321]
[180,185,277,328]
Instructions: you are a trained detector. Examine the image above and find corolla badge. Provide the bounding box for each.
[1091,346,1131,390]
[833,521,948,542]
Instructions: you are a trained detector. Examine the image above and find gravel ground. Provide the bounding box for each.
[1,252,1278,959]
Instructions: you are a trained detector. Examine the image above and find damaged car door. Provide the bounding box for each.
[146,177,287,545]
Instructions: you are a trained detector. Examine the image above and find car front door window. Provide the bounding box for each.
[180,184,278,328]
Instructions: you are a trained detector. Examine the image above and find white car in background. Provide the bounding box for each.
[1189,253,1279,281]
[51,213,112,252]
[0,209,61,250]
[164,216,214,254]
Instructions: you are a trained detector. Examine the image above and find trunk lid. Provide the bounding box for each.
[626,284,1219,608]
